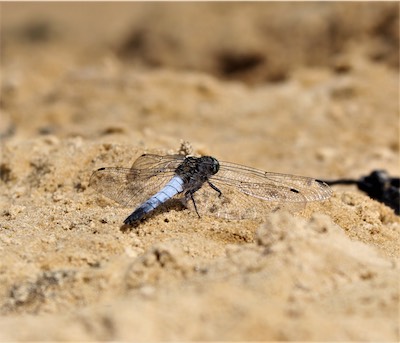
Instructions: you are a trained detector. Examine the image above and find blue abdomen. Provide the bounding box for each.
[124,176,184,224]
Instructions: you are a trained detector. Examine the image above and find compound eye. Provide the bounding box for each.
[212,158,220,174]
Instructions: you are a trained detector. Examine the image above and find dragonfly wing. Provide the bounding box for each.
[90,154,185,208]
[130,154,185,174]
[184,181,285,220]
[185,160,331,220]
[213,161,332,202]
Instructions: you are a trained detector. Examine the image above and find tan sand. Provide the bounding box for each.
[0,3,399,341]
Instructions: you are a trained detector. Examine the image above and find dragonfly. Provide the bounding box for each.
[89,154,332,225]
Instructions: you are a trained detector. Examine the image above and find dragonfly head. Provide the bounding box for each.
[203,156,219,175]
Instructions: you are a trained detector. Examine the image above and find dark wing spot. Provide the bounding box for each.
[98,167,106,171]
[290,188,300,193]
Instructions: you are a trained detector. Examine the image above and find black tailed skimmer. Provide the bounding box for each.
[90,154,332,225]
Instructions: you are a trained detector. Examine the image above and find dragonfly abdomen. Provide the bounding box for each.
[124,175,184,225]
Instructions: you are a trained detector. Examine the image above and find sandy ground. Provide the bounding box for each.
[0,2,399,341]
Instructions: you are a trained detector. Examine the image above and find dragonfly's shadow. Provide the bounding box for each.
[119,198,187,231]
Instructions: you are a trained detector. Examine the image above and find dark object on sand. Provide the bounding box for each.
[323,170,399,215]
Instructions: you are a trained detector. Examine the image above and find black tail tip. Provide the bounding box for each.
[123,217,138,226]
[123,208,147,226]
[121,216,141,230]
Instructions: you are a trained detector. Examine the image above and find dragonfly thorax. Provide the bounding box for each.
[175,156,220,186]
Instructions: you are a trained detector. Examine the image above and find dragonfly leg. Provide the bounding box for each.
[186,190,201,218]
[208,181,222,197]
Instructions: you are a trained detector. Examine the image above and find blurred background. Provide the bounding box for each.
[1,2,399,175]
[2,2,398,80]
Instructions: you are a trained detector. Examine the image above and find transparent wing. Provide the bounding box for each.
[89,154,185,208]
[214,161,332,202]
[185,182,287,220]
[129,154,185,175]
[186,161,332,220]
